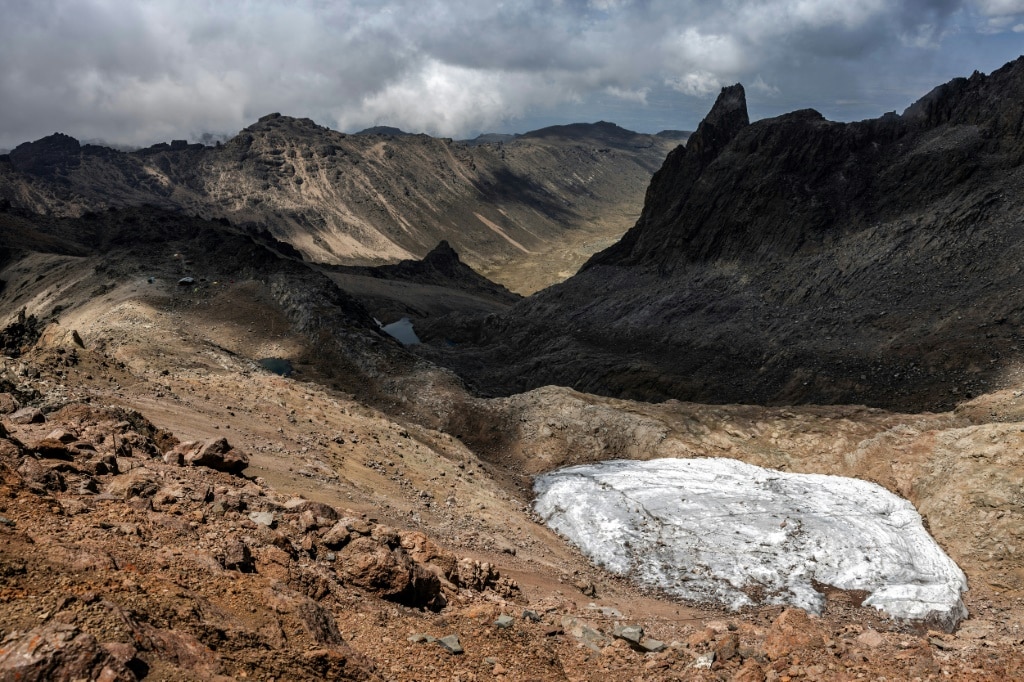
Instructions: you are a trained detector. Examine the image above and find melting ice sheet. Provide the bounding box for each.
[534,458,967,630]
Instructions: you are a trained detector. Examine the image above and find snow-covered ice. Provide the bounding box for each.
[534,458,967,629]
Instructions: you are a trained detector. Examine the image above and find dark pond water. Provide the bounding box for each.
[258,357,293,376]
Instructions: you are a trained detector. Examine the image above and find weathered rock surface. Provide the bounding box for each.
[0,622,137,682]
[172,437,250,474]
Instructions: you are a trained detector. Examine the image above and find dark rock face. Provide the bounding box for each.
[9,133,82,176]
[420,56,1024,411]
[587,84,750,269]
[341,240,520,304]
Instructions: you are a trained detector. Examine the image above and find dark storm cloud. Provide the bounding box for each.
[0,0,1021,148]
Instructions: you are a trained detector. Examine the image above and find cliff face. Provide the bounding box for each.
[419,56,1024,411]
[0,116,684,294]
[591,57,1024,272]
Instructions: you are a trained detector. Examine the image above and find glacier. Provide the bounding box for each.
[534,457,967,630]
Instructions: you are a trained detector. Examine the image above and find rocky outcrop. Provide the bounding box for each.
[8,133,81,177]
[166,437,249,474]
[337,240,521,305]
[0,622,139,682]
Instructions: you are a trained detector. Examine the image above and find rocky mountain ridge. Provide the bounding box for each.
[0,117,685,294]
[420,56,1024,412]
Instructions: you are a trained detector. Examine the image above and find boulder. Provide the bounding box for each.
[0,393,19,414]
[9,407,45,424]
[339,536,444,609]
[764,609,825,661]
[173,438,249,474]
[221,539,254,572]
[0,622,136,682]
[321,521,352,550]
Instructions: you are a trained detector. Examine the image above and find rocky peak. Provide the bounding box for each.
[422,240,461,267]
[9,133,82,176]
[583,84,749,269]
[363,240,519,304]
[684,84,749,171]
[355,125,411,136]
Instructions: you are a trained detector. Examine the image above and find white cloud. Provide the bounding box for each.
[605,86,650,104]
[975,0,1024,15]
[974,0,1024,31]
[751,75,782,97]
[666,71,724,98]
[333,59,573,137]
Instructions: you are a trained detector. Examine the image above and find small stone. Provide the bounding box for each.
[10,407,45,425]
[691,652,716,670]
[522,609,542,622]
[222,540,254,572]
[438,634,463,654]
[639,638,666,653]
[714,633,739,661]
[494,615,514,629]
[574,579,597,597]
[408,633,435,644]
[578,626,612,652]
[248,511,275,527]
[613,624,644,646]
[44,429,76,444]
[857,629,884,648]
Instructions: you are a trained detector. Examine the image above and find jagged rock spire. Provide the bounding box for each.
[584,84,749,268]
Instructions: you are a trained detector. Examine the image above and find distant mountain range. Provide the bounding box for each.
[0,117,686,293]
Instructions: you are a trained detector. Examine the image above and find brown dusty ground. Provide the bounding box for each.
[1,269,1023,680]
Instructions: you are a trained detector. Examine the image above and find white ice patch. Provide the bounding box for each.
[534,458,967,630]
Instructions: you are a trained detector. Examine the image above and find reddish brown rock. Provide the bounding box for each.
[171,438,249,474]
[732,659,767,682]
[0,393,19,414]
[764,609,825,661]
[9,407,45,424]
[339,536,443,609]
[0,622,136,682]
[30,438,74,460]
[322,520,352,549]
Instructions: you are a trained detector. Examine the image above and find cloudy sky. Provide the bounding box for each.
[1,0,1022,149]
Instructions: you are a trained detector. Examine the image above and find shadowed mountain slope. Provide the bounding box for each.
[418,56,1024,412]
